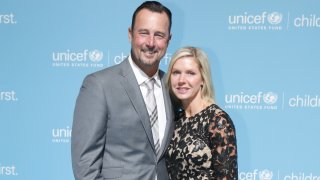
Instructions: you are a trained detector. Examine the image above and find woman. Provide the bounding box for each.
[165,46,238,179]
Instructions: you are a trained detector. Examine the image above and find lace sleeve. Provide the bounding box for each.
[208,111,238,180]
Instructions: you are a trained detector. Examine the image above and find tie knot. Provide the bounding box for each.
[145,78,155,90]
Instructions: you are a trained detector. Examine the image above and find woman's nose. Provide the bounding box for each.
[178,74,186,83]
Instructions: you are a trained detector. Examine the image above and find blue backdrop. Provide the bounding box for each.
[1,1,319,179]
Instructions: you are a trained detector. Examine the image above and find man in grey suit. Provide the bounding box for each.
[71,1,174,180]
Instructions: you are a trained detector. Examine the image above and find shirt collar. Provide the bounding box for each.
[128,55,161,87]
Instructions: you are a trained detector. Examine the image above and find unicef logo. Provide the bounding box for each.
[259,169,273,180]
[89,50,103,62]
[268,12,282,25]
[263,92,278,104]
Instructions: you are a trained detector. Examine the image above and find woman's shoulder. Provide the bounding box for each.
[209,104,228,115]
[208,104,234,123]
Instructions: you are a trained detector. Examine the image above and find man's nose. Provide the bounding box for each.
[146,35,155,47]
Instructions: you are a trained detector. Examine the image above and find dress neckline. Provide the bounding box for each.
[183,103,215,119]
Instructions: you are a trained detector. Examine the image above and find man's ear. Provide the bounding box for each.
[128,27,133,42]
[167,33,172,45]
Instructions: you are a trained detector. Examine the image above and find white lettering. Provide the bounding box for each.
[239,169,259,180]
[160,53,171,66]
[229,12,268,25]
[225,92,263,104]
[0,13,16,24]
[289,95,320,107]
[52,50,89,62]
[113,52,127,65]
[52,126,72,138]
[0,165,17,176]
[284,172,320,180]
[0,91,17,101]
[294,14,320,27]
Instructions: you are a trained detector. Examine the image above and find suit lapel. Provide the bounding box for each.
[118,59,155,150]
[118,59,174,159]
[157,72,175,160]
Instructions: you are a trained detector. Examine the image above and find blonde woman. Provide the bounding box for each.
[165,46,238,179]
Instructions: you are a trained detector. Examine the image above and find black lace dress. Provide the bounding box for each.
[166,104,238,180]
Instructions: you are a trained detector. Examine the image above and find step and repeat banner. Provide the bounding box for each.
[1,1,319,180]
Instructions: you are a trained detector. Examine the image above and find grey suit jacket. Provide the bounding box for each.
[71,58,174,180]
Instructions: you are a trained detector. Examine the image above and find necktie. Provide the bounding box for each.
[145,78,160,155]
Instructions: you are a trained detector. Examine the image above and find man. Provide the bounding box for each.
[71,1,174,180]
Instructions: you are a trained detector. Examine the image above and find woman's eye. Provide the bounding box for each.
[172,71,180,75]
[187,71,195,75]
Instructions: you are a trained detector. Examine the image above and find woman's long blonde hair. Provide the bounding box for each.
[165,46,216,109]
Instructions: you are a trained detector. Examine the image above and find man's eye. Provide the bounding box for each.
[156,34,164,38]
[155,33,166,39]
